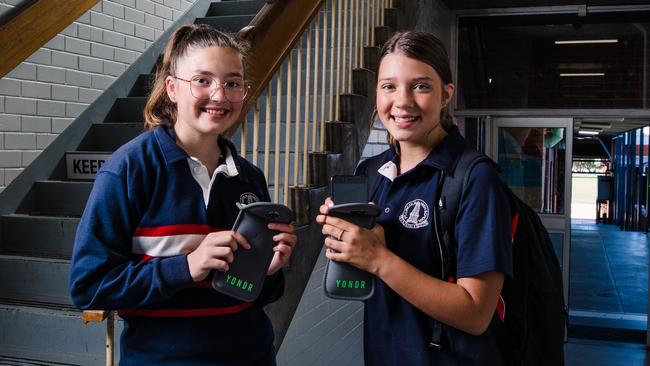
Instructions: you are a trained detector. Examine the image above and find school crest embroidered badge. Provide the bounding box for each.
[399,199,430,229]
[239,192,259,205]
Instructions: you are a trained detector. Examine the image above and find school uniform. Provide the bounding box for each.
[356,125,513,365]
[69,125,283,366]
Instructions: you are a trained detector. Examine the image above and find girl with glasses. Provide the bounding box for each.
[70,24,296,365]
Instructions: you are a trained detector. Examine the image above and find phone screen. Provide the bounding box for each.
[331,175,367,204]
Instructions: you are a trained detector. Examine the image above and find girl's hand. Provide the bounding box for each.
[316,197,388,275]
[266,222,297,275]
[186,231,251,282]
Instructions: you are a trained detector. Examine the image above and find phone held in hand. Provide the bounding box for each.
[331,175,368,204]
[211,202,294,302]
[324,175,380,300]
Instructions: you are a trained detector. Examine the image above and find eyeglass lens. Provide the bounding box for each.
[189,76,247,102]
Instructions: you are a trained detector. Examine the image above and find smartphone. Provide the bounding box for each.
[331,175,367,204]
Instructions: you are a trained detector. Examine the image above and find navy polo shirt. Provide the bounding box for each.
[356,126,513,366]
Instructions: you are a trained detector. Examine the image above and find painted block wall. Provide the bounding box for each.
[0,0,199,191]
[277,247,365,366]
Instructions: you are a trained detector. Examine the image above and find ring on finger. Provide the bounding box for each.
[337,229,345,241]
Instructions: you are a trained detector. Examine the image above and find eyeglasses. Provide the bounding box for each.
[174,75,249,102]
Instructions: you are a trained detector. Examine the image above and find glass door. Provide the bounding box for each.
[487,117,573,306]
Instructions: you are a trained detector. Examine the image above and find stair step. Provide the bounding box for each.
[77,122,144,152]
[351,68,376,97]
[374,26,392,47]
[195,15,256,33]
[17,181,92,217]
[127,74,154,97]
[384,7,399,29]
[0,355,72,365]
[206,0,265,16]
[363,46,380,73]
[0,255,71,305]
[0,302,121,366]
[1,214,79,259]
[103,97,147,122]
[0,298,77,312]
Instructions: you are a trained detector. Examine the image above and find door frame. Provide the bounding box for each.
[487,117,574,307]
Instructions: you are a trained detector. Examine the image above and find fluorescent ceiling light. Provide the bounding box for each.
[560,73,605,77]
[581,122,611,129]
[555,39,618,45]
[578,130,600,135]
[583,118,624,123]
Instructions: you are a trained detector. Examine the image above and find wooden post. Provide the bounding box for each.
[82,310,114,366]
[106,311,114,366]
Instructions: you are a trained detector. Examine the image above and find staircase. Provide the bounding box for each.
[0,0,401,364]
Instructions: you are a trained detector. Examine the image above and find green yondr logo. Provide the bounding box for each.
[226,274,253,293]
[335,279,366,289]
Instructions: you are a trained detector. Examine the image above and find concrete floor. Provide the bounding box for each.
[566,338,649,366]
[571,220,648,314]
[566,219,649,365]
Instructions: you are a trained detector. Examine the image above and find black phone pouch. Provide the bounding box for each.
[212,202,294,301]
[323,203,381,300]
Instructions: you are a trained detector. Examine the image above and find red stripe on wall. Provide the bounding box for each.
[133,224,224,237]
[117,302,255,318]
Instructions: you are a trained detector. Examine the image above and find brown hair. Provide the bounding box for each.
[143,24,249,130]
[374,31,454,153]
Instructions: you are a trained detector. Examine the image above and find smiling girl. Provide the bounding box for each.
[70,24,296,365]
[317,31,513,365]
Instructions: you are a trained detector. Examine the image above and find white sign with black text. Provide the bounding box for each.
[66,152,111,180]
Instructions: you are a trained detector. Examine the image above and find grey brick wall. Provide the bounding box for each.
[361,118,389,160]
[0,0,199,191]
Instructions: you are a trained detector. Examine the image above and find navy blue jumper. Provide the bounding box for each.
[69,125,283,366]
[356,126,513,366]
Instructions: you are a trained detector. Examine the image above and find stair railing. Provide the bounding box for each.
[235,0,394,217]
[0,0,101,79]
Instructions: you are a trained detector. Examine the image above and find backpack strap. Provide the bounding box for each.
[429,148,493,349]
[438,148,492,278]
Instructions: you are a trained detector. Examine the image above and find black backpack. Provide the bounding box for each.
[365,147,566,366]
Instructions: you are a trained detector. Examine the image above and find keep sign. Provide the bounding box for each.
[66,152,111,180]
